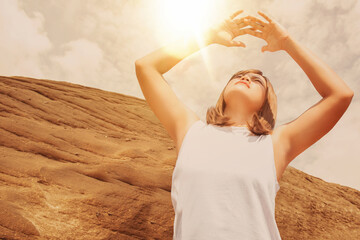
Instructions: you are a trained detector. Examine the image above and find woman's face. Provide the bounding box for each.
[224,73,267,113]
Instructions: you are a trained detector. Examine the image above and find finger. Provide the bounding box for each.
[257,11,273,23]
[229,10,244,20]
[224,20,242,38]
[233,18,243,24]
[245,19,264,30]
[230,40,246,48]
[240,28,263,39]
[261,45,269,52]
[233,18,249,27]
[244,16,266,28]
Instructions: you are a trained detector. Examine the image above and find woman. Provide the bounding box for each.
[135,9,354,240]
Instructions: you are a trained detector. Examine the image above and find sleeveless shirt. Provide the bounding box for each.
[171,120,281,240]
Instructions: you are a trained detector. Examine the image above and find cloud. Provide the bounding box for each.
[0,0,124,94]
[50,39,103,85]
[0,0,52,78]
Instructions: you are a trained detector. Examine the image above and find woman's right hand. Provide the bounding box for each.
[205,10,250,48]
[243,11,290,52]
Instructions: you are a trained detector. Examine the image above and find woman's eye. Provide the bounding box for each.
[254,78,264,86]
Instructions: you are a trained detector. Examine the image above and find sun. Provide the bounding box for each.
[157,0,218,40]
[163,0,213,35]
[154,0,221,84]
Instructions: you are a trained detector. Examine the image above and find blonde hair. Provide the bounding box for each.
[206,69,277,136]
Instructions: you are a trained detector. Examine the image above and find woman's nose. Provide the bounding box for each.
[240,75,250,82]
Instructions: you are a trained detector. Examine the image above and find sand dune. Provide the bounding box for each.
[0,76,359,239]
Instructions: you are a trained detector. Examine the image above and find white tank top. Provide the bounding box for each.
[171,119,281,239]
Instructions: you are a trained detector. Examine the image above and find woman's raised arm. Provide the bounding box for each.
[135,9,249,73]
[135,10,250,153]
[244,11,354,171]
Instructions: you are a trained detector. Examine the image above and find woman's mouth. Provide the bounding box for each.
[236,81,249,88]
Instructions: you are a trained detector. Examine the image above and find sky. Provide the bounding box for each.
[0,0,359,191]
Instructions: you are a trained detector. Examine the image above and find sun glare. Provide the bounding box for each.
[162,0,213,36]
[155,0,222,85]
[156,0,220,43]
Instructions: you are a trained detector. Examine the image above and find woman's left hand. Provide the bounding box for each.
[204,9,250,47]
[243,11,290,52]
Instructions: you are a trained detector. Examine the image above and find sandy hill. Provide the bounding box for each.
[0,76,359,240]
